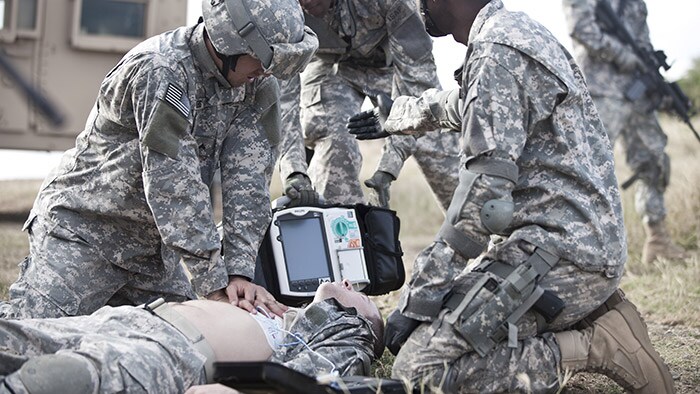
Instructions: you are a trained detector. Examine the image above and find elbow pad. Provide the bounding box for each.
[468,156,517,234]
[439,156,518,259]
[480,199,514,234]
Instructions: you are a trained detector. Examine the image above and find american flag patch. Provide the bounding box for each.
[164,83,190,118]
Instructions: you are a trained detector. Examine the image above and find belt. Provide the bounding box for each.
[144,298,216,383]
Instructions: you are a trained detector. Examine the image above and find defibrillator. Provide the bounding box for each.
[269,205,369,298]
[254,201,406,306]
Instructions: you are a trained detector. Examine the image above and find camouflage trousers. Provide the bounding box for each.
[594,96,669,223]
[0,215,193,319]
[300,59,460,208]
[0,305,206,393]
[393,258,620,393]
[299,59,387,204]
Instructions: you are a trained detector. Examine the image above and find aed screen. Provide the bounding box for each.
[279,216,330,281]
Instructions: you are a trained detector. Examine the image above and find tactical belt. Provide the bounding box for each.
[443,248,563,357]
[144,298,216,383]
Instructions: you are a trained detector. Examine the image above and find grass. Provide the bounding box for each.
[0,116,698,392]
[615,116,700,329]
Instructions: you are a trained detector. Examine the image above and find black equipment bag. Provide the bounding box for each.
[253,204,405,306]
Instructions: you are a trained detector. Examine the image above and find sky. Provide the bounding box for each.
[1,0,698,180]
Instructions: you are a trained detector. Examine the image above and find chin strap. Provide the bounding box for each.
[215,51,241,79]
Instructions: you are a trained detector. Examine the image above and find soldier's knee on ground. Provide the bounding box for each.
[19,354,99,394]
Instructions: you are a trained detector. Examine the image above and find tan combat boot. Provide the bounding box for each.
[641,220,688,265]
[555,295,675,393]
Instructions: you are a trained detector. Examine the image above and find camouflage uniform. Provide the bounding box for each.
[276,0,460,207]
[0,298,375,392]
[388,1,627,391]
[563,0,669,224]
[1,22,279,319]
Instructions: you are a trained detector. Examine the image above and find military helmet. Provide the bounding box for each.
[202,0,305,68]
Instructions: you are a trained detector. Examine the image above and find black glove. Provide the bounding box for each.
[283,173,319,207]
[364,170,395,208]
[347,93,394,140]
[384,310,421,356]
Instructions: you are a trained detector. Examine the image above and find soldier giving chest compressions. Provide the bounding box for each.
[0,0,318,320]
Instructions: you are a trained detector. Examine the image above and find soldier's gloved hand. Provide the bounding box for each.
[347,93,394,140]
[364,170,395,208]
[283,172,319,207]
[614,50,644,73]
[385,309,421,356]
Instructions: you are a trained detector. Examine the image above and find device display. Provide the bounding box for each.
[278,214,333,292]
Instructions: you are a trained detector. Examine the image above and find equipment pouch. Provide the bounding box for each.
[444,257,554,357]
[353,204,405,296]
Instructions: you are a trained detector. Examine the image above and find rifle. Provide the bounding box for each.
[595,0,699,143]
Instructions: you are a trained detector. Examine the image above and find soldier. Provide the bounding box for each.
[277,0,460,209]
[0,0,318,319]
[0,280,383,393]
[562,0,688,265]
[348,0,674,392]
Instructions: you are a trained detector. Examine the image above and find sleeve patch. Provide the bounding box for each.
[142,99,189,159]
[164,83,191,118]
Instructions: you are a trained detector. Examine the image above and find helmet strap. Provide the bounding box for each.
[205,27,241,80]
[215,52,241,80]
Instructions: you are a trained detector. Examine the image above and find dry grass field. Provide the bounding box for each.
[0,115,698,392]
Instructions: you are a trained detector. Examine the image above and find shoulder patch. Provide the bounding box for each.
[164,83,190,118]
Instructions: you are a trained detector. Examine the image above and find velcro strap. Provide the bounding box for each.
[465,156,519,183]
[145,299,216,383]
[436,222,484,260]
[503,285,545,348]
[224,0,273,67]
[527,248,560,279]
[444,275,495,326]
[475,247,559,280]
[474,260,512,278]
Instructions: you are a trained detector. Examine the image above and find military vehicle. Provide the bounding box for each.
[0,0,187,151]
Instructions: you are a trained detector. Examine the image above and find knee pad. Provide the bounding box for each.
[19,354,98,394]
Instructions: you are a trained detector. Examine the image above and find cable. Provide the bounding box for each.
[255,306,339,375]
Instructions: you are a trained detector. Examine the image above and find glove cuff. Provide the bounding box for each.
[376,170,396,182]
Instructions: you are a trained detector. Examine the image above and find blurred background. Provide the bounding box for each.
[1,0,699,179]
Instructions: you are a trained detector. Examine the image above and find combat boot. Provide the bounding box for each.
[642,220,688,265]
[555,296,675,393]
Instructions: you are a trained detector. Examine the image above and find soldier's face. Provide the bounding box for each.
[226,55,269,87]
[314,279,379,321]
[299,0,333,17]
[420,0,449,37]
